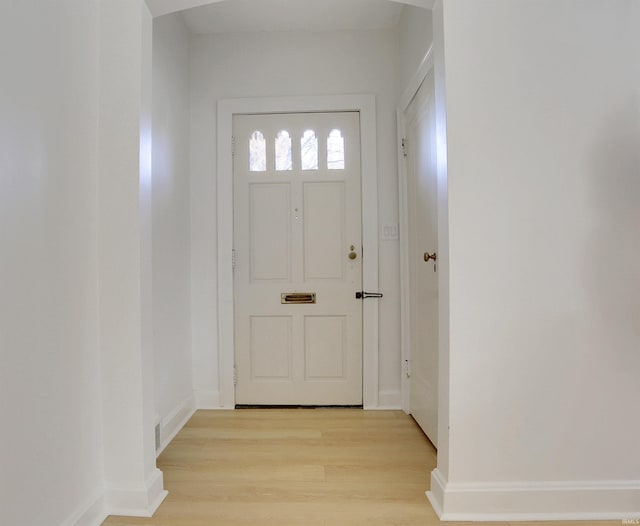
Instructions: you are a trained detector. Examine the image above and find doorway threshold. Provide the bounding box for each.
[235,405,363,410]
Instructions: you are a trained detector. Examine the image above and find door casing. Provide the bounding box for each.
[217,94,380,409]
[397,47,435,413]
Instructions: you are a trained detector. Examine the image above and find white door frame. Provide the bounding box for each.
[397,48,434,413]
[217,94,380,409]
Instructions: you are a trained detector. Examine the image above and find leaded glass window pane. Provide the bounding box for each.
[301,129,318,170]
[327,129,345,170]
[249,131,266,172]
[275,130,292,171]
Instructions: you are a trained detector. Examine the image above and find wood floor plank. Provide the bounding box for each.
[508,522,622,526]
[101,409,620,526]
[102,409,437,525]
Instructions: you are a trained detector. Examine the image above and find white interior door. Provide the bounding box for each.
[233,112,362,406]
[405,74,439,445]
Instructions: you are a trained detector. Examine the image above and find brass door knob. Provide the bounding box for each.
[349,251,357,260]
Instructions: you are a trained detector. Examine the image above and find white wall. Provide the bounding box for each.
[430,0,640,519]
[152,13,195,449]
[98,0,166,516]
[398,4,433,90]
[0,1,104,525]
[190,27,404,407]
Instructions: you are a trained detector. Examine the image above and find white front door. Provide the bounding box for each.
[405,73,439,445]
[233,112,363,405]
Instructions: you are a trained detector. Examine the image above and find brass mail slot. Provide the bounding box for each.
[281,292,316,304]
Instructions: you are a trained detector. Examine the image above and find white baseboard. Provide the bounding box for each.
[63,489,107,526]
[195,389,225,409]
[65,455,171,524]
[427,468,640,521]
[157,394,196,455]
[106,468,168,518]
[366,389,401,410]
[426,468,446,518]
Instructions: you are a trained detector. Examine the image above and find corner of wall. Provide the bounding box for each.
[156,394,197,455]
[63,489,106,526]
[105,469,168,519]
[195,389,224,409]
[376,389,402,409]
[425,468,447,519]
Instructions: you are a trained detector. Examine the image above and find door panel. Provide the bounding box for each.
[303,182,345,280]
[304,316,347,380]
[234,112,362,406]
[405,73,439,445]
[250,183,291,281]
[250,316,292,379]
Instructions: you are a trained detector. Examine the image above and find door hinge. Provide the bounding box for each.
[231,135,236,157]
[404,359,411,378]
[233,364,238,385]
[401,137,408,158]
[232,248,236,270]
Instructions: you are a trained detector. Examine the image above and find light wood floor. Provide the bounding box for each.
[102,409,621,526]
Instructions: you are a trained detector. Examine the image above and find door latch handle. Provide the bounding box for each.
[355,291,384,299]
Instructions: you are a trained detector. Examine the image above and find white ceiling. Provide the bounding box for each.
[181,0,407,34]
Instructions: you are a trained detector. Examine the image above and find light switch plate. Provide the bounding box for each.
[381,223,399,240]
